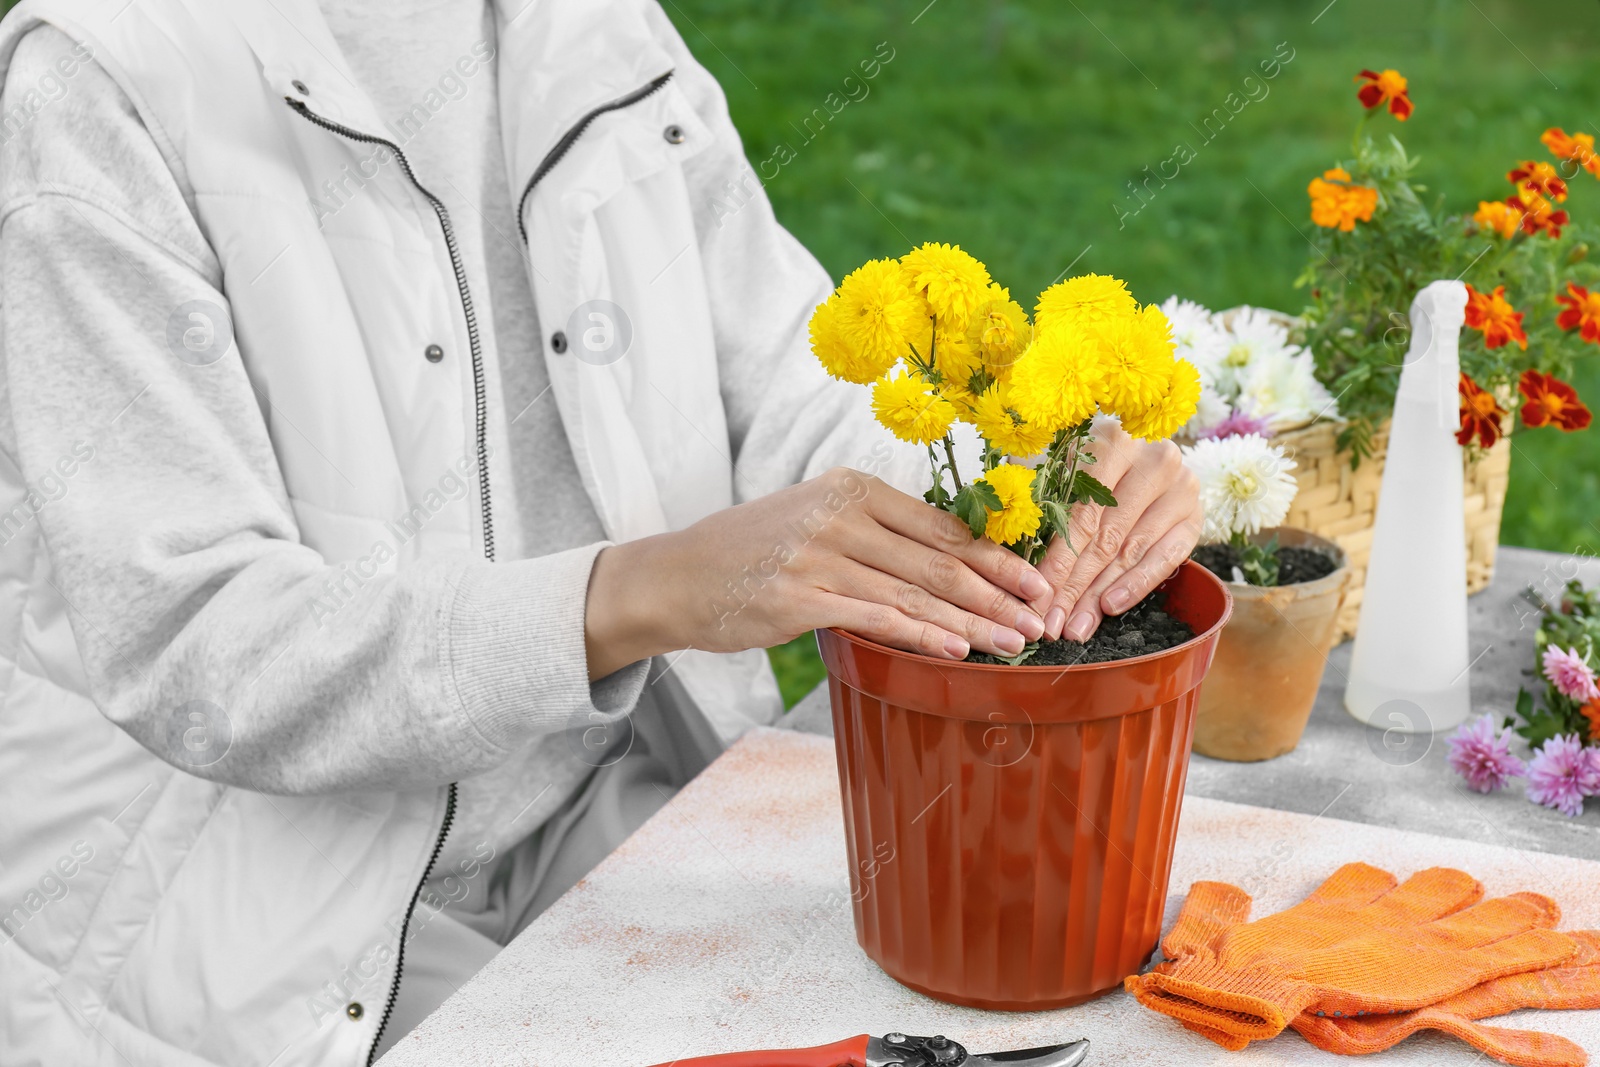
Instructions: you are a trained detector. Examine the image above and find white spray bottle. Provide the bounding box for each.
[1344,279,1472,735]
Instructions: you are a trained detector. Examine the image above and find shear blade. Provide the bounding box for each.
[968,1038,1090,1067]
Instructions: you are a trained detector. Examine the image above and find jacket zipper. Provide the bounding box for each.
[515,71,674,244]
[283,97,479,1066]
[285,98,496,563]
[286,67,672,1059]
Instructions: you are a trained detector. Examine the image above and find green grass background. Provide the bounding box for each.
[656,0,1600,707]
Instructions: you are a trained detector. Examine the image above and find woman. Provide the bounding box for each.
[0,0,1199,1063]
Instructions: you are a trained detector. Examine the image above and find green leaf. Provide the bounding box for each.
[1068,471,1118,508]
[1040,499,1072,542]
[969,480,1003,511]
[950,484,990,538]
[996,641,1040,666]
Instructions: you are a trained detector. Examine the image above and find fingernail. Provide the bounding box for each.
[1065,611,1095,643]
[1016,610,1045,641]
[944,634,970,659]
[1020,571,1051,600]
[992,626,1025,655]
[1105,587,1131,613]
[1044,606,1067,640]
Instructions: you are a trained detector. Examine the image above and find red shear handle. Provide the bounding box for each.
[644,1033,871,1067]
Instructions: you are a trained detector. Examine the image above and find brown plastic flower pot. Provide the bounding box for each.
[815,560,1231,1011]
[1193,528,1349,763]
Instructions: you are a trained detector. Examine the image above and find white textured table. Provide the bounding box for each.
[382,728,1600,1066]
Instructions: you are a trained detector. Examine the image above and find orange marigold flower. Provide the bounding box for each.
[1556,282,1600,345]
[1519,368,1593,431]
[1308,167,1379,231]
[1456,373,1506,448]
[1508,160,1568,203]
[1473,199,1523,239]
[1464,284,1528,351]
[1510,189,1570,238]
[1355,69,1412,120]
[1584,696,1600,744]
[1542,127,1600,180]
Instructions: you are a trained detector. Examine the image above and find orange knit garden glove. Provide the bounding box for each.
[1128,879,1256,1051]
[1126,863,1578,1042]
[1290,930,1600,1067]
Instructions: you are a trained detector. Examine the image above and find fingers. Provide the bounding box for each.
[848,527,1044,644]
[826,560,1031,657]
[865,479,1052,604]
[1099,507,1203,618]
[1061,485,1200,642]
[1033,437,1138,619]
[816,589,969,660]
[1039,441,1179,638]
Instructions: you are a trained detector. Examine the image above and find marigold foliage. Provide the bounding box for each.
[1299,67,1596,461]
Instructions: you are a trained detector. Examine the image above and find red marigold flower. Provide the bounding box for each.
[1519,368,1593,431]
[1542,127,1600,180]
[1355,69,1412,120]
[1508,160,1569,203]
[1456,373,1506,448]
[1555,282,1600,345]
[1464,284,1529,351]
[1510,189,1570,238]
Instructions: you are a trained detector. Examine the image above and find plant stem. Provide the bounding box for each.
[1351,109,1371,160]
[941,434,964,491]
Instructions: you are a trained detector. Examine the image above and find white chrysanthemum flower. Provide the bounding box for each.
[1161,296,1228,387]
[1180,380,1231,438]
[1181,433,1299,543]
[1235,347,1339,431]
[1214,306,1295,396]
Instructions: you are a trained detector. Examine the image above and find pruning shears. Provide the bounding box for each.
[645,1031,1090,1067]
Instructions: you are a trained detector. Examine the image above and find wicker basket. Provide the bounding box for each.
[1274,419,1512,643]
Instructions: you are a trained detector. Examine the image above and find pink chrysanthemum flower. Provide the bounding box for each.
[1525,734,1600,818]
[1445,715,1525,793]
[1543,645,1600,703]
[1198,409,1272,441]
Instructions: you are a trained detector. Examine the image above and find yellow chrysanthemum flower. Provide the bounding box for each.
[871,370,958,444]
[1006,328,1105,434]
[900,243,992,333]
[1034,273,1138,336]
[977,462,1043,545]
[832,259,926,381]
[1119,357,1202,442]
[1095,304,1177,416]
[807,295,861,382]
[967,285,1033,380]
[971,384,1056,457]
[933,329,985,401]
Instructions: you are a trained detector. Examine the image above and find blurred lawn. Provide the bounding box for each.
[658,0,1600,706]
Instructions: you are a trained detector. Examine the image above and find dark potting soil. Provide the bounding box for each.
[965,588,1196,667]
[1191,543,1337,587]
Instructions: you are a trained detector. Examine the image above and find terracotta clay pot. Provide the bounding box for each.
[1192,528,1349,762]
[815,560,1231,1011]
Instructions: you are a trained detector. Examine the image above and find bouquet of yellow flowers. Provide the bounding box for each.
[809,244,1200,563]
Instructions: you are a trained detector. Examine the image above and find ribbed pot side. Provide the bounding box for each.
[816,560,1231,1011]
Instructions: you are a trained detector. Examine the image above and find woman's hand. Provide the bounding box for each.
[583,468,1052,679]
[1030,421,1203,642]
